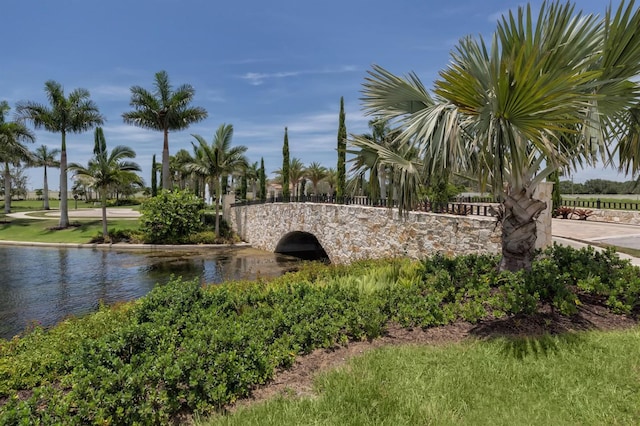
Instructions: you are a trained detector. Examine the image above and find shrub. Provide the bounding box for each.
[139,190,205,244]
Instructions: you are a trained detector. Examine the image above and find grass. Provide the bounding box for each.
[0,200,141,243]
[0,217,140,243]
[204,328,640,426]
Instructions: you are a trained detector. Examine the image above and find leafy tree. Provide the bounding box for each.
[31,145,60,209]
[186,124,248,236]
[16,80,104,227]
[239,172,248,200]
[0,101,35,213]
[336,96,347,200]
[355,1,640,271]
[282,127,290,199]
[139,190,205,244]
[68,128,141,239]
[122,70,208,190]
[259,157,266,201]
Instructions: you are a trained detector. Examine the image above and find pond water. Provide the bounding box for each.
[0,246,302,340]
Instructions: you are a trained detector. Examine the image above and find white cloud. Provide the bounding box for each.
[239,66,358,86]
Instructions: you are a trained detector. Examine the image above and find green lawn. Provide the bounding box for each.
[0,200,140,243]
[0,217,140,243]
[205,328,640,426]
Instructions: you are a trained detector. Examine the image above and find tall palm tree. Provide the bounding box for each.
[186,124,248,236]
[16,81,104,227]
[354,1,640,271]
[68,128,141,239]
[324,167,337,197]
[273,157,305,198]
[122,70,208,190]
[31,145,60,210]
[305,161,327,195]
[289,158,305,198]
[0,101,35,213]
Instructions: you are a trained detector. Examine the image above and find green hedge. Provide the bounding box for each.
[1,245,638,424]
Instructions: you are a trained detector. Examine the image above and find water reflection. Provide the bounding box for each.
[0,246,301,340]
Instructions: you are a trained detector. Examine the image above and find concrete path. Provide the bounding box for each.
[551,218,640,266]
[6,208,140,220]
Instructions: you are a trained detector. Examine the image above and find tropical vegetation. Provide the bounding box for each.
[16,80,104,228]
[351,1,640,272]
[0,101,35,214]
[122,70,208,190]
[30,144,60,210]
[68,128,141,239]
[186,124,248,236]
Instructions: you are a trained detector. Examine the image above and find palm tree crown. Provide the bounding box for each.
[122,70,208,190]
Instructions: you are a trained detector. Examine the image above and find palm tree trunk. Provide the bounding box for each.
[499,188,546,271]
[4,162,11,214]
[162,128,171,190]
[378,164,387,200]
[215,177,221,237]
[59,133,69,228]
[101,190,108,240]
[43,165,50,210]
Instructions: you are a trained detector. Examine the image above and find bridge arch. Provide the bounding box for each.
[275,231,330,263]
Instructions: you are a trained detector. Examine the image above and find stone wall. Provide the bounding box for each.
[228,202,502,264]
[565,208,640,225]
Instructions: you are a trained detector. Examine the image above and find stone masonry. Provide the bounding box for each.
[228,202,503,264]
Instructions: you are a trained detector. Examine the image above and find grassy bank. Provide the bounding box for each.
[0,217,140,243]
[1,246,639,424]
[206,328,640,425]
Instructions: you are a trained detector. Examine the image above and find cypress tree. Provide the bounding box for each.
[240,172,248,200]
[151,154,158,197]
[259,157,266,201]
[282,127,290,200]
[336,97,346,201]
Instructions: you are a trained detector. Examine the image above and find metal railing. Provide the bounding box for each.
[231,195,498,217]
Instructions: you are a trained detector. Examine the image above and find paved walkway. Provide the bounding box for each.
[6,208,140,220]
[551,218,640,266]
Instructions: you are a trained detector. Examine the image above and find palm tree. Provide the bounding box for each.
[289,158,305,198]
[273,157,305,198]
[0,101,35,213]
[31,145,60,210]
[324,167,337,198]
[186,124,248,236]
[305,161,327,195]
[16,81,104,227]
[122,70,208,190]
[68,128,141,239]
[354,1,640,271]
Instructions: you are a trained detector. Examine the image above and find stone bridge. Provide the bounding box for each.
[226,183,553,264]
[226,202,508,264]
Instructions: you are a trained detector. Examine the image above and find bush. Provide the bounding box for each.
[139,190,205,244]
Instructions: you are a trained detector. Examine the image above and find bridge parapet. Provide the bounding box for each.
[228,202,502,264]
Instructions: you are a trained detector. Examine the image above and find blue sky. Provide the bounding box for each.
[0,0,627,191]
